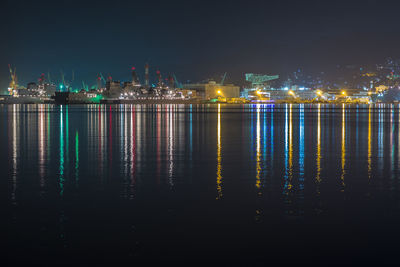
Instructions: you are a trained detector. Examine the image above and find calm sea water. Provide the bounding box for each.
[2,103,400,265]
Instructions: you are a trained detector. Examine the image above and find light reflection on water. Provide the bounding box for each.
[216,104,222,199]
[4,104,400,205]
[341,103,346,191]
[5,103,400,263]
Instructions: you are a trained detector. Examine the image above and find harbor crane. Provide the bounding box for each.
[220,72,227,85]
[8,64,18,95]
[97,74,102,90]
[99,73,107,83]
[173,74,183,89]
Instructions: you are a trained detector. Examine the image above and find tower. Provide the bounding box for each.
[131,67,138,85]
[168,75,174,89]
[39,73,45,85]
[145,63,149,87]
[156,70,162,88]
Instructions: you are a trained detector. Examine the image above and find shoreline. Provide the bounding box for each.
[0,99,398,105]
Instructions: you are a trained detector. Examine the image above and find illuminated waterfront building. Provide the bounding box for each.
[183,81,240,100]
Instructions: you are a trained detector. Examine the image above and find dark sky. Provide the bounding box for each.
[2,0,400,91]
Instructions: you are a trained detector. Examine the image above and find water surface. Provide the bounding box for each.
[2,103,400,265]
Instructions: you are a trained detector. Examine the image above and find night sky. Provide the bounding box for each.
[2,0,400,91]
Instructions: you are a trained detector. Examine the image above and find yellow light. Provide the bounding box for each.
[341,91,346,96]
[288,90,294,96]
[256,90,261,95]
[217,90,221,94]
[316,90,322,96]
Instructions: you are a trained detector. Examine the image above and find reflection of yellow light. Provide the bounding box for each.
[216,104,222,199]
[368,106,372,180]
[316,104,321,193]
[341,104,346,191]
[288,104,293,190]
[283,104,293,196]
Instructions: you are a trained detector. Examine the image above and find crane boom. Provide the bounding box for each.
[173,74,183,88]
[220,72,227,85]
[100,73,107,83]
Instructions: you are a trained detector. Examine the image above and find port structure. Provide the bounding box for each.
[131,67,139,85]
[145,63,149,88]
[245,73,279,88]
[173,74,183,89]
[8,64,18,95]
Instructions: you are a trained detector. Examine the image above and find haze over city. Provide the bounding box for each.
[2,0,400,91]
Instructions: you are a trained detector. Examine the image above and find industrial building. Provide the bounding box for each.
[183,81,240,100]
[104,80,122,98]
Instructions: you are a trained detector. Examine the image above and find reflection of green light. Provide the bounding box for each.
[75,131,79,185]
[66,106,69,163]
[60,106,64,196]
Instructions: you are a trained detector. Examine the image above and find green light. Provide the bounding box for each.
[91,94,104,103]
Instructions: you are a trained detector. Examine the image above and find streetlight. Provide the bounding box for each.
[217,90,222,95]
[316,90,322,96]
[341,90,346,96]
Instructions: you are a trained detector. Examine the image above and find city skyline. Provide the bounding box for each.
[3,0,400,91]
